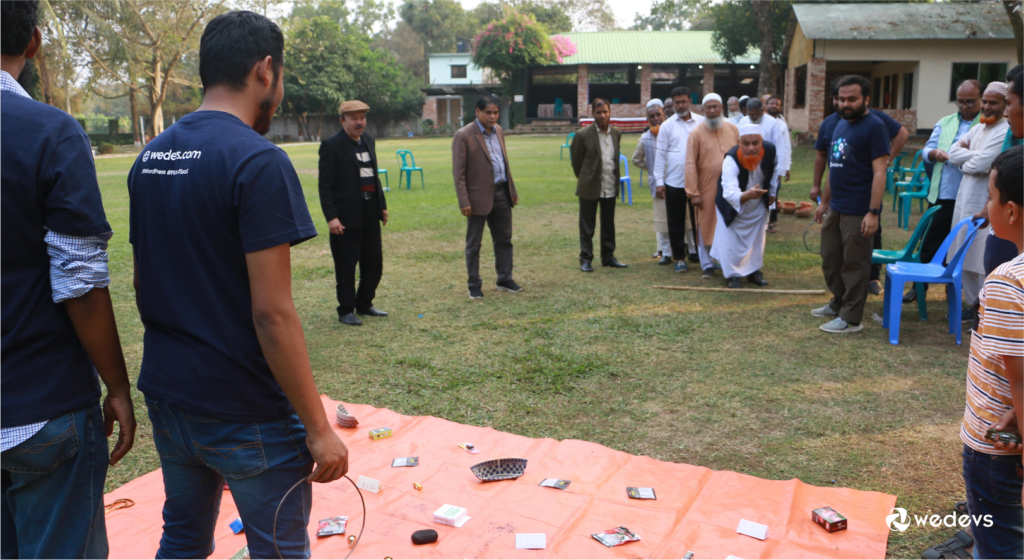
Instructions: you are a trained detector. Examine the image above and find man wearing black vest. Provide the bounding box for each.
[319,100,389,326]
[1,2,136,556]
[711,124,778,288]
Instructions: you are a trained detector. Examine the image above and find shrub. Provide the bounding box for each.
[97,142,117,155]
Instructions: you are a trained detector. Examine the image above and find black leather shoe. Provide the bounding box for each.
[339,313,363,326]
[469,286,484,299]
[580,261,594,272]
[496,280,523,293]
[868,279,883,296]
[658,255,673,265]
[701,267,714,279]
[747,270,768,286]
[688,253,699,263]
[727,277,742,289]
[357,307,388,317]
[601,257,628,268]
[903,287,918,303]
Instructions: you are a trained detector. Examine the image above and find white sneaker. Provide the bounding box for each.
[819,317,863,333]
[810,304,838,318]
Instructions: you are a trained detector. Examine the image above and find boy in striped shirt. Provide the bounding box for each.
[960,145,1023,558]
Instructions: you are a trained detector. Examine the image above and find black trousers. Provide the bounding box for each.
[665,186,689,259]
[579,197,616,262]
[870,223,884,281]
[329,194,383,315]
[919,199,957,265]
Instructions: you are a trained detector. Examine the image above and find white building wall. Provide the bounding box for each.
[815,39,1015,128]
[429,54,487,85]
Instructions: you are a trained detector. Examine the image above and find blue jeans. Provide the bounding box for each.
[962,445,1023,559]
[146,399,313,559]
[1,405,109,559]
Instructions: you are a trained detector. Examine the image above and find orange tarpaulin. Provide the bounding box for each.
[105,396,896,558]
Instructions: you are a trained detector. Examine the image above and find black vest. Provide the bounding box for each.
[715,141,777,228]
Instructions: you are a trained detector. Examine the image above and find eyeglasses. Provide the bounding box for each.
[955,99,978,108]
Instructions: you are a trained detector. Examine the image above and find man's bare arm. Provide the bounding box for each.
[246,243,349,483]
[811,150,827,202]
[890,126,910,162]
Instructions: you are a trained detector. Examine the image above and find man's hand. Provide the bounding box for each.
[328,218,345,235]
[815,203,828,223]
[306,425,349,483]
[768,196,777,206]
[512,195,519,207]
[655,186,666,199]
[691,195,702,209]
[861,212,879,237]
[809,186,821,203]
[784,171,791,182]
[991,408,1023,454]
[739,185,767,204]
[381,210,388,227]
[103,391,136,466]
[972,209,989,228]
[460,206,472,217]
[932,149,949,163]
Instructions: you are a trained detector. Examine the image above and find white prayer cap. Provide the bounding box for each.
[646,98,664,109]
[985,81,1009,98]
[739,95,750,102]
[739,123,761,137]
[702,93,723,105]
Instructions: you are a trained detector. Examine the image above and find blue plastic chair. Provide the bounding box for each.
[619,154,632,206]
[560,132,575,160]
[882,217,985,345]
[396,150,424,190]
[872,205,941,319]
[378,168,389,191]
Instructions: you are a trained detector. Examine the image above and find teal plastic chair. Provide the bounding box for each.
[872,205,940,320]
[618,153,632,205]
[885,151,910,194]
[893,153,928,230]
[882,217,986,345]
[560,132,575,160]
[378,168,389,191]
[396,150,424,190]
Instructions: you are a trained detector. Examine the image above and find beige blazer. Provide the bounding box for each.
[570,124,621,200]
[452,121,517,216]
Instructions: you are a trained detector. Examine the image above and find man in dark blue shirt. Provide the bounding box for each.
[127,11,348,558]
[813,77,909,296]
[812,75,891,334]
[1,2,136,557]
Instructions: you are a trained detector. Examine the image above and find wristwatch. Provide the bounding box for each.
[869,207,882,216]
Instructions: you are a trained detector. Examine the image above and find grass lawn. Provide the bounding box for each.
[97,134,970,557]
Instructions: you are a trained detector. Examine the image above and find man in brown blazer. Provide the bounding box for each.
[571,98,626,272]
[452,95,521,300]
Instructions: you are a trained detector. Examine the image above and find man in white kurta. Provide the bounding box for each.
[631,99,670,263]
[653,88,704,272]
[711,124,780,289]
[946,81,1010,309]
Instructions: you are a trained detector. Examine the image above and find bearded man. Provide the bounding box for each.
[726,96,740,121]
[632,99,671,264]
[946,80,1010,318]
[684,93,739,277]
[711,124,778,289]
[740,98,791,233]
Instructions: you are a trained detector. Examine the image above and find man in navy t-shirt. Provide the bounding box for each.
[127,11,348,558]
[813,76,909,296]
[2,2,136,557]
[812,75,891,334]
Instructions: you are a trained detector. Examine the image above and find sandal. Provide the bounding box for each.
[922,530,973,559]
[767,223,777,234]
[954,500,968,516]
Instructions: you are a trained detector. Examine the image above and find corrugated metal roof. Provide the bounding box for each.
[793,2,1015,40]
[551,31,760,66]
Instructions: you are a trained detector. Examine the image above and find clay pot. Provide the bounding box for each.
[781,201,797,214]
[795,202,814,218]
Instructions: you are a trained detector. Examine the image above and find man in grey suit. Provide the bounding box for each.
[452,95,521,300]
[571,98,626,272]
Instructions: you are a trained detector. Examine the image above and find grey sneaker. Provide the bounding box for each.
[819,317,863,333]
[469,286,484,300]
[810,304,838,318]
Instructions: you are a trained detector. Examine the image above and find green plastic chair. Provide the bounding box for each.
[396,150,424,190]
[560,132,575,160]
[893,152,928,230]
[378,168,389,191]
[885,151,910,194]
[872,205,940,320]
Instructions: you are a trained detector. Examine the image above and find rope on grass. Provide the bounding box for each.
[653,285,826,295]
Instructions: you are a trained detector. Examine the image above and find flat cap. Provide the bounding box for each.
[339,100,370,114]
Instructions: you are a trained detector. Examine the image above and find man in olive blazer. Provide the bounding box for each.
[452,94,521,300]
[571,98,626,271]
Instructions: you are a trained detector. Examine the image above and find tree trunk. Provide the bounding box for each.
[148,56,165,136]
[129,89,141,145]
[752,0,774,96]
[1005,0,1023,64]
[297,113,309,141]
[36,44,54,106]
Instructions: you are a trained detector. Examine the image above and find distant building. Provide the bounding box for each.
[784,2,1018,135]
[421,53,500,130]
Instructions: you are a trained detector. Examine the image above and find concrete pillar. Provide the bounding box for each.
[577,64,589,118]
[702,63,715,97]
[807,57,827,134]
[640,64,652,107]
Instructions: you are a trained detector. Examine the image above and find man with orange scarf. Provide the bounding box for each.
[710,124,779,289]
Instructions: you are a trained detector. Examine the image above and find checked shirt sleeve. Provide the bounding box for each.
[45,229,114,303]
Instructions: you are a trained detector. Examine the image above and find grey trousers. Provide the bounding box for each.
[821,210,873,324]
[466,184,513,288]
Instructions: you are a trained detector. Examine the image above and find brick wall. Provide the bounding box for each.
[784,67,809,132]
[807,57,827,134]
[879,109,917,132]
[703,64,715,97]
[640,64,651,107]
[422,98,438,123]
[608,104,645,118]
[577,64,589,118]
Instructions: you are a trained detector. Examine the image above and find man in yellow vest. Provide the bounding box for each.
[902,79,981,304]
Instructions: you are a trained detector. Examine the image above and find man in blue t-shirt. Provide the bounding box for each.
[1,2,136,557]
[127,11,348,559]
[812,76,909,296]
[812,75,891,334]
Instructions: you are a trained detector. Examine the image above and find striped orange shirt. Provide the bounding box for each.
[961,252,1024,455]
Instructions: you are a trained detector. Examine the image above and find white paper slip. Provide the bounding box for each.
[516,533,546,549]
[356,475,381,493]
[737,519,768,540]
[725,556,745,560]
